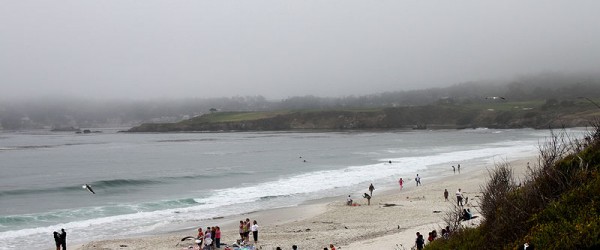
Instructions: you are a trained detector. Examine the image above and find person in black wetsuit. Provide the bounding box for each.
[59,228,67,250]
[53,231,61,250]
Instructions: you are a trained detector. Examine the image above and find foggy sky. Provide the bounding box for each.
[1,1,599,100]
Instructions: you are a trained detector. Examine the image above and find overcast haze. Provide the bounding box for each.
[1,1,599,100]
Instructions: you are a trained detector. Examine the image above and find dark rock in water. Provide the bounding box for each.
[51,126,80,132]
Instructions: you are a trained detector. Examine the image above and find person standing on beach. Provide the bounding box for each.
[399,178,404,190]
[197,227,204,247]
[215,226,221,248]
[53,231,61,250]
[204,227,212,250]
[210,227,216,247]
[238,221,244,241]
[244,218,251,242]
[444,189,449,201]
[456,188,464,206]
[415,232,425,250]
[59,228,66,250]
[458,164,461,173]
[415,174,422,186]
[347,195,353,206]
[368,183,375,196]
[251,220,259,243]
[452,165,455,173]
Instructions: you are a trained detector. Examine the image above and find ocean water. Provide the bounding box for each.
[0,128,588,249]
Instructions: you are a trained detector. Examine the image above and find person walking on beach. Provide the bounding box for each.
[53,231,61,250]
[444,189,449,201]
[59,228,67,250]
[456,188,464,206]
[368,183,375,196]
[415,174,422,186]
[399,178,404,190]
[251,220,259,243]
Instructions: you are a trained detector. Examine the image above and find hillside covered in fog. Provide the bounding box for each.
[2,73,600,130]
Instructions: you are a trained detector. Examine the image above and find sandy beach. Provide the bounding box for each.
[72,155,536,250]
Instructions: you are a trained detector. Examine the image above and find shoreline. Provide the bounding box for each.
[72,154,537,250]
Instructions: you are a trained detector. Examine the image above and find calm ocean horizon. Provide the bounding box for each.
[0,128,588,249]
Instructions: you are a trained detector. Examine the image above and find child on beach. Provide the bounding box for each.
[399,178,403,189]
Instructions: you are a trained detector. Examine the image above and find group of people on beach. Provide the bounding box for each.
[196,225,222,249]
[52,228,67,250]
[193,219,258,250]
[415,226,452,249]
[347,183,376,206]
[238,218,259,244]
[452,164,461,173]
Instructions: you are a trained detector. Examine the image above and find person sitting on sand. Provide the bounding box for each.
[463,209,473,220]
[363,193,372,205]
[329,244,336,250]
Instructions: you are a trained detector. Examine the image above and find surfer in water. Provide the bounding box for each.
[83,184,95,194]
